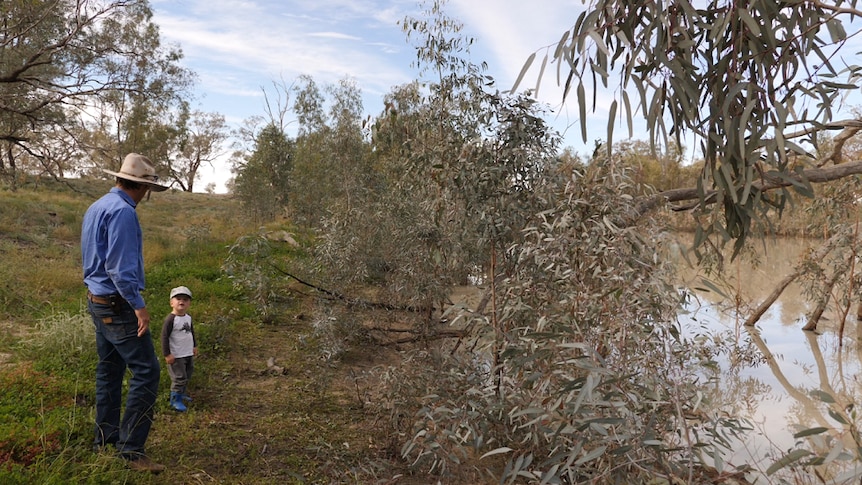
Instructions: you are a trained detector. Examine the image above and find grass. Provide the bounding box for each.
[0,179,416,484]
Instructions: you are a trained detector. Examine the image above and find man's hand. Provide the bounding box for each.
[165,354,175,365]
[134,307,151,337]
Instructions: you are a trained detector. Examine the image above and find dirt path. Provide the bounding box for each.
[147,311,410,484]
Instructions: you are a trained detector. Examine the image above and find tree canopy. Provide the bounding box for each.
[0,0,219,191]
[515,0,862,253]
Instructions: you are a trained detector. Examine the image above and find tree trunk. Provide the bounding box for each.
[802,271,843,332]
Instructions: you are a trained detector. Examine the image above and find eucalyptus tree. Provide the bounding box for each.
[83,1,194,178]
[312,0,560,321]
[524,1,862,336]
[289,75,372,227]
[514,0,862,253]
[506,2,862,477]
[170,109,228,192]
[0,0,70,176]
[0,0,192,184]
[334,1,758,482]
[232,123,294,222]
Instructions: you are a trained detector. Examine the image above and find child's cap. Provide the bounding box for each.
[170,286,193,299]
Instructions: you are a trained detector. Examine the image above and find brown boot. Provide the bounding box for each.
[127,455,166,473]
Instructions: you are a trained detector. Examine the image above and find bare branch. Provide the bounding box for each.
[744,229,848,327]
[269,263,432,313]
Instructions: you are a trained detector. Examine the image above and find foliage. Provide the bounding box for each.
[596,139,699,193]
[289,76,373,228]
[0,0,193,185]
[221,228,307,324]
[385,159,753,483]
[761,382,862,482]
[232,123,294,222]
[313,0,561,317]
[170,109,229,192]
[222,233,280,323]
[517,0,862,254]
[284,2,757,482]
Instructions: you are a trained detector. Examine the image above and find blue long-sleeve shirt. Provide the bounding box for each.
[81,187,147,310]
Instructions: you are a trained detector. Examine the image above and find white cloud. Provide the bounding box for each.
[154,0,414,101]
[308,32,362,40]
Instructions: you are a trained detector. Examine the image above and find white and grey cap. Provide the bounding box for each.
[169,286,192,299]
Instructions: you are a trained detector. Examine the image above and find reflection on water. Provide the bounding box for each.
[677,237,816,326]
[677,237,862,481]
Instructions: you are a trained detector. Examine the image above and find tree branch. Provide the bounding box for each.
[269,263,431,313]
[744,229,848,327]
[378,330,467,346]
[635,159,862,218]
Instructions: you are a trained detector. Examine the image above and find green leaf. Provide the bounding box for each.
[534,53,548,96]
[828,408,849,425]
[587,30,609,57]
[578,80,587,142]
[511,52,536,93]
[793,427,829,438]
[622,90,632,137]
[719,162,738,204]
[606,99,617,151]
[827,18,847,42]
[737,8,760,35]
[480,447,513,459]
[575,445,607,465]
[553,29,570,59]
[697,278,729,299]
[810,390,835,403]
[766,449,811,475]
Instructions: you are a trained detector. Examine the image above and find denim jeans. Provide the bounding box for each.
[88,297,160,458]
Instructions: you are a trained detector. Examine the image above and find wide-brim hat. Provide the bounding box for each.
[102,153,169,192]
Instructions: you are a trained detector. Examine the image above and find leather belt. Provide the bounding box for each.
[87,291,115,305]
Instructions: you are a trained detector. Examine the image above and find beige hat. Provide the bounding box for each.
[103,153,169,192]
[170,286,192,299]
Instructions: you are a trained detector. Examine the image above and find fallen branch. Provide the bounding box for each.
[634,159,862,218]
[378,329,467,346]
[744,229,848,327]
[270,263,431,313]
[744,273,798,327]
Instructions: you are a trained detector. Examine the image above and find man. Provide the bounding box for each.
[81,153,169,473]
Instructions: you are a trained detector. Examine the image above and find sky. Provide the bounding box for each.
[149,0,593,193]
[149,0,862,194]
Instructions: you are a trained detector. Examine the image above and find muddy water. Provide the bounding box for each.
[677,237,862,479]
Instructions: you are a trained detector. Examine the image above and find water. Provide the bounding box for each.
[678,237,862,482]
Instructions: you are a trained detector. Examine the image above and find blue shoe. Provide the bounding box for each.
[169,392,187,412]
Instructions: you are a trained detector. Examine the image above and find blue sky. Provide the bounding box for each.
[150,0,593,192]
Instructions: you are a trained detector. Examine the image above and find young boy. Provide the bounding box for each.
[161,286,198,412]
